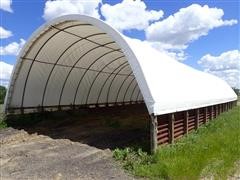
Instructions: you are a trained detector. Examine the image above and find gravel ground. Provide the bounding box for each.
[0,127,135,180]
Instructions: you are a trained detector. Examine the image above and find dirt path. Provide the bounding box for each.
[0,128,134,180]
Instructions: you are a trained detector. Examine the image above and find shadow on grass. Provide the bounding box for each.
[4,104,151,152]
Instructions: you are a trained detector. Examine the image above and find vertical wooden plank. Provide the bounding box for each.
[210,106,214,120]
[214,105,217,118]
[150,114,158,154]
[195,109,199,130]
[184,111,189,135]
[169,113,175,144]
[204,107,207,124]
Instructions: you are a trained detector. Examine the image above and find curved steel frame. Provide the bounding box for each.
[57,42,120,106]
[41,32,106,106]
[71,49,122,105]
[136,89,142,101]
[51,25,122,53]
[21,23,92,108]
[96,62,129,104]
[106,65,132,103]
[84,55,126,105]
[122,77,136,102]
[19,21,143,111]
[129,82,139,101]
[114,72,133,103]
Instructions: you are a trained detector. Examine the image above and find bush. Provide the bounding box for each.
[0,86,6,104]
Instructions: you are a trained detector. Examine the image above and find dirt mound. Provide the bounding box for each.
[0,128,134,180]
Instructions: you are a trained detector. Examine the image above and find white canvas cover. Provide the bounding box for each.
[4,15,237,115]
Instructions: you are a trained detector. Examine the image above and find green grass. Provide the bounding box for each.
[113,106,240,179]
[0,104,7,128]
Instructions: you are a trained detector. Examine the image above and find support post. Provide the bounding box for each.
[184,111,189,135]
[169,113,175,144]
[20,107,24,115]
[150,114,158,154]
[214,105,217,118]
[210,106,214,120]
[204,107,207,124]
[195,109,199,130]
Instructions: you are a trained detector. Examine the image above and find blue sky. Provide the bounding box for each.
[0,0,239,88]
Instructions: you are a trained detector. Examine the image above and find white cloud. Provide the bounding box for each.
[0,26,12,39]
[101,0,163,31]
[146,4,238,50]
[0,61,13,88]
[146,41,187,61]
[0,0,13,12]
[43,0,101,21]
[198,50,240,88]
[0,39,26,56]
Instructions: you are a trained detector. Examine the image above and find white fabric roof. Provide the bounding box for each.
[4,15,237,115]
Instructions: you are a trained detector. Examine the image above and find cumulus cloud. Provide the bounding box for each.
[0,26,12,39]
[0,0,13,12]
[146,4,238,50]
[0,39,26,56]
[198,50,240,88]
[146,41,187,61]
[43,0,101,21]
[0,61,13,87]
[101,0,163,32]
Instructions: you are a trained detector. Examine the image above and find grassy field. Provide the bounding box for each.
[113,106,240,179]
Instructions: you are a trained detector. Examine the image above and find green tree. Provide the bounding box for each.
[232,87,239,96]
[0,86,7,104]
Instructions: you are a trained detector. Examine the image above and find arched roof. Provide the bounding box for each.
[4,15,237,115]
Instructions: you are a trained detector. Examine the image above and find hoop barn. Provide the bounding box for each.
[4,15,237,153]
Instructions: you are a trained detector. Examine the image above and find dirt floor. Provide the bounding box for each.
[0,104,149,179]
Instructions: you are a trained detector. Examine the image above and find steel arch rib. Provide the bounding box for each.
[20,23,92,108]
[84,55,125,105]
[122,77,136,102]
[96,62,129,104]
[106,64,131,104]
[52,25,123,53]
[71,49,122,106]
[114,72,133,103]
[136,89,141,101]
[57,41,116,106]
[41,32,106,107]
[129,82,139,101]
